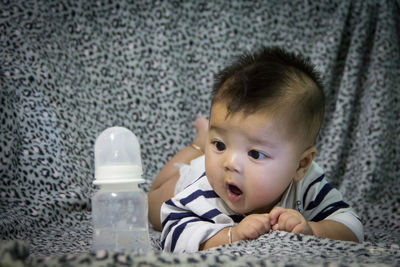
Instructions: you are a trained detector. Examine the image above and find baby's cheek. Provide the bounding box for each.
[249,179,284,203]
[205,165,221,191]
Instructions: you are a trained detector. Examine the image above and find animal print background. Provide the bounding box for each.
[1,0,399,266]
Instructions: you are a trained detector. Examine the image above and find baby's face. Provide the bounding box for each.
[205,102,306,215]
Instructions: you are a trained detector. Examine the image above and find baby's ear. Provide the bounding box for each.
[294,146,317,182]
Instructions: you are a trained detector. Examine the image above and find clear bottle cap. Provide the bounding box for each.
[94,127,144,184]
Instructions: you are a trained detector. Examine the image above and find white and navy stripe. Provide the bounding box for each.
[301,174,350,221]
[161,158,364,252]
[279,161,363,241]
[160,174,243,252]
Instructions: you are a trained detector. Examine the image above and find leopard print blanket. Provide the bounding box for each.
[1,0,399,266]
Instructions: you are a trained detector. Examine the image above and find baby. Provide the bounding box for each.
[148,47,363,252]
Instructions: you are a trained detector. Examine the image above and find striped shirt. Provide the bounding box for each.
[160,158,363,252]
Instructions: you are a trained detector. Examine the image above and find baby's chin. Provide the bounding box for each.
[229,202,272,215]
[225,200,256,215]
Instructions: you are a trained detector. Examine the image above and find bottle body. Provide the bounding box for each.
[91,183,150,253]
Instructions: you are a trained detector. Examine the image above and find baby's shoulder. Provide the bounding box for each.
[297,161,327,190]
[174,173,211,198]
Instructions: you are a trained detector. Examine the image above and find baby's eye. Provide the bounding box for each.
[248,150,267,160]
[213,141,226,151]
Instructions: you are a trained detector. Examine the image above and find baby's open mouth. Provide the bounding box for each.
[227,183,243,197]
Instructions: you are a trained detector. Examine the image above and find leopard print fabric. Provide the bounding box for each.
[1,0,399,265]
[1,232,399,266]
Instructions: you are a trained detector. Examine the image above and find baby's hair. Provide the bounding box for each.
[212,46,325,145]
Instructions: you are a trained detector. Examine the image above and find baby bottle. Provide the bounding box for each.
[91,126,150,253]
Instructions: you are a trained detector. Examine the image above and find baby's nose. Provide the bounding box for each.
[223,151,242,173]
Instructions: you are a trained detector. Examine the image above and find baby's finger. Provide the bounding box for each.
[285,217,301,232]
[269,206,286,225]
[262,214,272,231]
[252,214,271,231]
[292,223,308,234]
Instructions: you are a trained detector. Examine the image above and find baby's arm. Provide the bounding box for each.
[200,213,271,250]
[269,207,358,242]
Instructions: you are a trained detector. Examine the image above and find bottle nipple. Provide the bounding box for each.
[94,127,144,184]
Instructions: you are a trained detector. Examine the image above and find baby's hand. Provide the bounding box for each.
[232,214,271,241]
[269,207,313,235]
